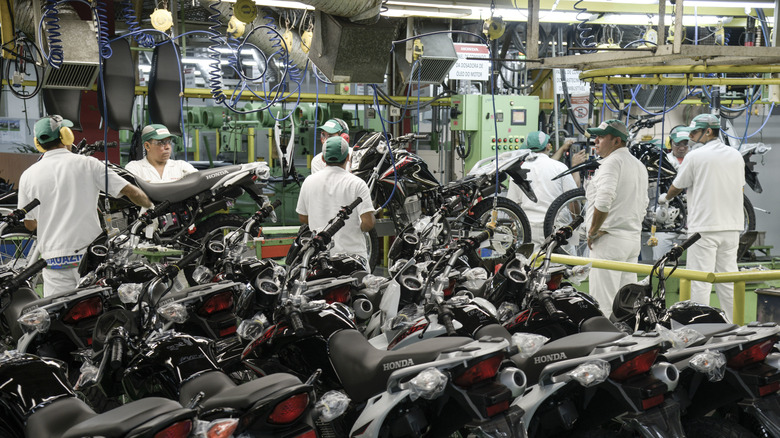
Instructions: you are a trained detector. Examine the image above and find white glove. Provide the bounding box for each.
[657,193,669,205]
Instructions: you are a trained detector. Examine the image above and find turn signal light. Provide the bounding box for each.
[454,355,503,387]
[197,291,234,316]
[727,339,776,370]
[610,349,659,381]
[154,420,193,438]
[268,393,309,425]
[641,394,665,410]
[63,297,103,324]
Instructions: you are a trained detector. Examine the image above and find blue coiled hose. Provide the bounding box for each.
[207,0,227,104]
[95,0,112,59]
[121,0,155,48]
[574,0,596,51]
[43,0,63,68]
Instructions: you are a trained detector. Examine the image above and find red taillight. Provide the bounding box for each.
[268,393,309,425]
[641,394,665,410]
[154,420,193,438]
[727,339,775,370]
[219,325,237,337]
[547,273,563,290]
[323,285,351,304]
[610,349,659,381]
[454,355,503,387]
[197,291,234,317]
[760,381,780,397]
[63,297,103,324]
[486,400,510,417]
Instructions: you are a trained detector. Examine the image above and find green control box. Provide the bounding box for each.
[451,94,540,171]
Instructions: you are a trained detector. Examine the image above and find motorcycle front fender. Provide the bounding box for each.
[622,399,685,438]
[739,395,780,438]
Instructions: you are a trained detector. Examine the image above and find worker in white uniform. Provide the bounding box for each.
[667,125,690,170]
[125,124,198,183]
[507,131,586,250]
[18,115,152,296]
[311,118,350,174]
[658,113,745,322]
[297,136,376,266]
[585,119,649,316]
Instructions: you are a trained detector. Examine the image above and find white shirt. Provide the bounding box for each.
[672,138,745,232]
[507,153,577,224]
[296,166,374,259]
[311,150,352,175]
[18,149,129,259]
[585,147,649,239]
[125,156,198,182]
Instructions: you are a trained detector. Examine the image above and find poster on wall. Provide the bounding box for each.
[0,119,22,144]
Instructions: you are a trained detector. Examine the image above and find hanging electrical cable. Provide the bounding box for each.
[573,0,596,52]
[42,0,63,68]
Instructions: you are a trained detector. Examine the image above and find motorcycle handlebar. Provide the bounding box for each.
[540,293,567,320]
[147,200,171,219]
[255,199,282,221]
[3,199,40,224]
[315,198,363,246]
[391,133,428,144]
[109,337,123,370]
[163,249,203,280]
[2,259,47,291]
[462,228,494,250]
[289,309,305,335]
[439,307,457,336]
[666,232,701,262]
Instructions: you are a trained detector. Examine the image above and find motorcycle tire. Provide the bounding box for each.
[467,197,532,250]
[743,195,756,235]
[543,188,588,257]
[0,227,38,269]
[682,417,758,438]
[365,229,380,273]
[0,414,22,438]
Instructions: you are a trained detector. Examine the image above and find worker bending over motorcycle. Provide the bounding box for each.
[658,113,745,322]
[18,115,152,296]
[125,124,197,183]
[585,120,649,316]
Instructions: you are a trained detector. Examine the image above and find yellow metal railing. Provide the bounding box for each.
[547,254,780,325]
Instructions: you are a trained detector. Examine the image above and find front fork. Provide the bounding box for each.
[739,394,780,438]
[623,399,685,438]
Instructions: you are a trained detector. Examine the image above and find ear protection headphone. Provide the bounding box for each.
[34,117,75,153]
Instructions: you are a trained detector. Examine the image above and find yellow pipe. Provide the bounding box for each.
[679,278,691,301]
[194,128,200,161]
[734,281,746,326]
[581,64,780,79]
[248,127,255,162]
[216,129,220,155]
[548,254,716,282]
[585,76,780,86]
[268,128,274,169]
[712,271,780,282]
[383,236,389,268]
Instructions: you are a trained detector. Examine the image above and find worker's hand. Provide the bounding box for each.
[658,193,670,205]
[561,138,575,150]
[571,150,587,167]
[587,229,605,250]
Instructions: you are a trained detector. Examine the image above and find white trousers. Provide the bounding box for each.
[43,267,80,297]
[589,233,641,317]
[685,230,739,323]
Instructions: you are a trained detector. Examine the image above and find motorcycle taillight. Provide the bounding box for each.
[454,355,503,387]
[63,296,103,324]
[153,420,192,438]
[609,348,659,381]
[324,285,351,304]
[197,291,234,317]
[268,393,309,425]
[727,339,776,370]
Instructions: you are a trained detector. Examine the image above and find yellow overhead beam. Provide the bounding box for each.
[584,75,780,85]
[582,65,780,78]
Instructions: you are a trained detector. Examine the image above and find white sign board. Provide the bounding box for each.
[553,69,590,95]
[451,43,490,81]
[570,95,591,125]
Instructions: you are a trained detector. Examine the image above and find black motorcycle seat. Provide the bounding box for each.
[511,331,627,386]
[60,397,188,438]
[329,329,473,403]
[474,323,512,341]
[180,370,303,411]
[26,396,95,438]
[3,286,40,340]
[580,316,624,333]
[135,164,243,203]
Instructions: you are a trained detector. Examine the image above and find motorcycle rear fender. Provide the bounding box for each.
[622,399,685,438]
[739,395,780,438]
[350,388,413,437]
[506,166,537,203]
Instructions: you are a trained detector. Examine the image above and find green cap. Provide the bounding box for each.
[586,119,628,141]
[34,115,73,144]
[142,124,176,143]
[319,119,343,134]
[688,113,720,130]
[324,136,350,163]
[521,131,550,152]
[669,126,690,144]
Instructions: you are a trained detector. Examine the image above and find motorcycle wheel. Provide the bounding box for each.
[683,417,758,438]
[365,229,380,273]
[0,227,39,281]
[467,197,532,253]
[0,415,22,438]
[743,195,756,235]
[543,188,588,257]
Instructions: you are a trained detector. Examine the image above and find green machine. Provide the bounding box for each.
[450,94,540,171]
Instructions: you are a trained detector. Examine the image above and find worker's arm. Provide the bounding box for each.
[587,208,608,249]
[24,219,37,232]
[360,211,375,232]
[298,214,309,225]
[666,185,683,200]
[120,184,153,209]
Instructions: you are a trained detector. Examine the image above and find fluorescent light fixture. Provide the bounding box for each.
[249,0,313,9]
[687,0,774,7]
[592,13,731,25]
[382,6,472,18]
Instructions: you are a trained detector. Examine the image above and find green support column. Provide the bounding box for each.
[734,281,745,325]
[679,278,691,301]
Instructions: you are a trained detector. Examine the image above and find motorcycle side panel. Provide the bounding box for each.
[0,355,73,416]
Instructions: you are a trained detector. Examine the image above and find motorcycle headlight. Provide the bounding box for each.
[18,308,50,334]
[408,367,448,401]
[566,360,610,387]
[157,303,189,324]
[117,283,143,304]
[690,349,727,382]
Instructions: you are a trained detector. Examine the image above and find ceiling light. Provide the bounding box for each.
[382,6,472,18]
[248,1,313,9]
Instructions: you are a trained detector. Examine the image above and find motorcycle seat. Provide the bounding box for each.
[26,396,95,438]
[329,329,473,403]
[135,164,244,203]
[180,370,303,411]
[580,316,624,333]
[511,331,627,386]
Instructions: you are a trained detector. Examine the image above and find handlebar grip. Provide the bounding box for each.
[175,249,203,270]
[680,232,701,251]
[149,200,171,218]
[464,228,494,250]
[290,310,305,335]
[569,215,585,230]
[346,197,362,212]
[271,199,282,209]
[3,259,48,290]
[666,232,700,262]
[19,199,40,214]
[110,338,123,370]
[440,309,457,336]
[4,199,40,223]
[540,295,566,320]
